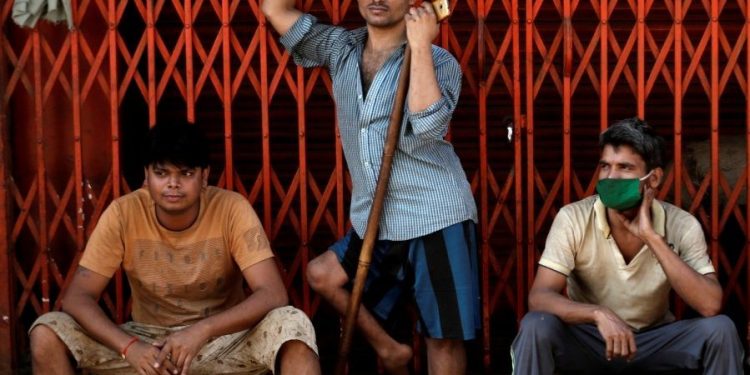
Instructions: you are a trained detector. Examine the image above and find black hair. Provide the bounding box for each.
[142,122,209,169]
[600,117,666,170]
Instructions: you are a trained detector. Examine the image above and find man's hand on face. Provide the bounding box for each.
[404,2,439,49]
[613,184,658,241]
[124,340,178,375]
[593,307,637,361]
[153,324,211,375]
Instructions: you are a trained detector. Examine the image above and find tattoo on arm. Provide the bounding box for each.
[75,266,93,278]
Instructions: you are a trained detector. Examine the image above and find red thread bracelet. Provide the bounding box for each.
[120,337,139,359]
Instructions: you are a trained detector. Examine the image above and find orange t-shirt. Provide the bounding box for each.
[80,186,274,327]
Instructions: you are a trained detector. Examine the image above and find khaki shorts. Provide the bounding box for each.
[30,306,318,374]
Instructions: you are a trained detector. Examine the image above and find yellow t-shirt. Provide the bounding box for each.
[539,196,715,331]
[80,186,274,327]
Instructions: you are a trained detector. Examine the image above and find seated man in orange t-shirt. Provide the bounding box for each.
[28,122,320,375]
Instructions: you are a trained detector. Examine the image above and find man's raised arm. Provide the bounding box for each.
[261,0,302,36]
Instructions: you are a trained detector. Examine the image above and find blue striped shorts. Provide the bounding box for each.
[329,220,481,340]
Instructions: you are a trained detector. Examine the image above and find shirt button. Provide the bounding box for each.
[364,162,370,167]
[361,128,366,134]
[358,94,363,100]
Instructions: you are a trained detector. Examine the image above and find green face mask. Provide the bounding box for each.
[596,171,652,211]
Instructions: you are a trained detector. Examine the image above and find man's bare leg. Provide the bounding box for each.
[29,325,75,375]
[277,340,321,375]
[424,338,465,375]
[307,251,412,375]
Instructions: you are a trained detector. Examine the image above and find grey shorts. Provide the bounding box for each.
[29,306,318,374]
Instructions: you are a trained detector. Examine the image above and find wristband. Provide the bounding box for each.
[120,337,139,359]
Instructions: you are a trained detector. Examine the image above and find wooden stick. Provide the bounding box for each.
[334,45,412,375]
[334,2,450,374]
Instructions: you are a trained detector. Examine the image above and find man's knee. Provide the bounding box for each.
[425,337,465,362]
[266,306,318,348]
[306,258,327,291]
[518,311,564,340]
[697,315,741,346]
[268,306,314,330]
[306,251,344,291]
[29,324,67,359]
[256,306,319,372]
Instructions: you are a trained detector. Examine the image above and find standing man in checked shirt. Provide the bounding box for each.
[262,0,480,373]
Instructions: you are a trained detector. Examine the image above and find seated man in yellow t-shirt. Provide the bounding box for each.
[511,118,743,374]
[28,122,320,375]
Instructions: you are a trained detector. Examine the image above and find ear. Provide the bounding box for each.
[202,167,210,187]
[143,167,149,184]
[647,167,663,189]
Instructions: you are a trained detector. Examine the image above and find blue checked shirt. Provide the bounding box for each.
[280,14,477,240]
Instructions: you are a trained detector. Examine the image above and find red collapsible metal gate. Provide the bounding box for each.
[2,0,750,373]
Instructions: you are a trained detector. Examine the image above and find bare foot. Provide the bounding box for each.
[379,342,412,375]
